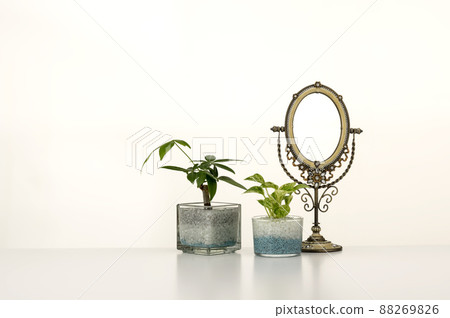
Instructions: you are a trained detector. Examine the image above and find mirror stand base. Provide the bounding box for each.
[302,237,343,253]
[302,225,343,252]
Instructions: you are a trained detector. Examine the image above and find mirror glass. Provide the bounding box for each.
[292,93,341,162]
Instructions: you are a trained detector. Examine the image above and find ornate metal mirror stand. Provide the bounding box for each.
[272,82,363,253]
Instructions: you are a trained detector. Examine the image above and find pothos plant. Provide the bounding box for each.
[244,173,308,218]
[141,139,246,206]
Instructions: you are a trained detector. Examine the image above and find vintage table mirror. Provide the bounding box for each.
[271,81,362,252]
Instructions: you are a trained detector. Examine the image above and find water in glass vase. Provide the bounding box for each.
[252,216,303,257]
[177,202,241,256]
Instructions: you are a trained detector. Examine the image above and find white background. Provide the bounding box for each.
[1,0,450,249]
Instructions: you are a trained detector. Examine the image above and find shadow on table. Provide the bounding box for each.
[176,252,242,299]
[252,254,305,299]
[252,251,368,300]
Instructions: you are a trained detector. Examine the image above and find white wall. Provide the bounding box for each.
[1,0,450,248]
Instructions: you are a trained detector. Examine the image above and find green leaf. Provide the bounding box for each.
[264,197,279,215]
[187,172,197,184]
[173,139,191,148]
[187,164,199,173]
[140,147,159,173]
[278,182,309,192]
[257,198,272,210]
[279,182,298,192]
[284,194,293,205]
[293,184,309,191]
[206,175,217,201]
[158,141,175,160]
[140,139,193,174]
[274,204,290,218]
[204,171,217,180]
[211,166,219,178]
[214,163,235,174]
[244,186,264,195]
[159,165,187,173]
[271,189,288,204]
[218,176,247,190]
[205,155,216,161]
[199,161,211,169]
[261,181,278,190]
[196,172,206,188]
[214,159,239,163]
[281,204,291,214]
[244,173,265,184]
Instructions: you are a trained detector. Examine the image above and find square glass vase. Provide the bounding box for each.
[252,215,303,257]
[177,202,241,256]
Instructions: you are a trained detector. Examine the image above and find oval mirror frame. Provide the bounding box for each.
[285,82,350,170]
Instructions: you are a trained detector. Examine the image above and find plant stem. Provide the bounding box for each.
[262,188,273,218]
[200,184,211,207]
[175,143,194,165]
[263,205,270,218]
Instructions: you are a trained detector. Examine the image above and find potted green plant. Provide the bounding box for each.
[244,173,308,257]
[142,139,246,255]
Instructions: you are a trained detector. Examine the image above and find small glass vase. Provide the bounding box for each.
[177,202,241,256]
[252,215,303,257]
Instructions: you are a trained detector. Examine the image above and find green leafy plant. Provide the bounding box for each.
[244,173,308,218]
[141,139,246,206]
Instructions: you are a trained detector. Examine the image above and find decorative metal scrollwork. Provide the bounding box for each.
[285,138,355,188]
[275,128,359,190]
[326,146,349,181]
[318,186,338,213]
[298,188,314,212]
[296,185,338,213]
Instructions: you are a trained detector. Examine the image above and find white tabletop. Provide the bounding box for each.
[1,246,449,299]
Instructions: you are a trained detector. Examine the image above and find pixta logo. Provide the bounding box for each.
[125,127,173,175]
[126,127,324,174]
